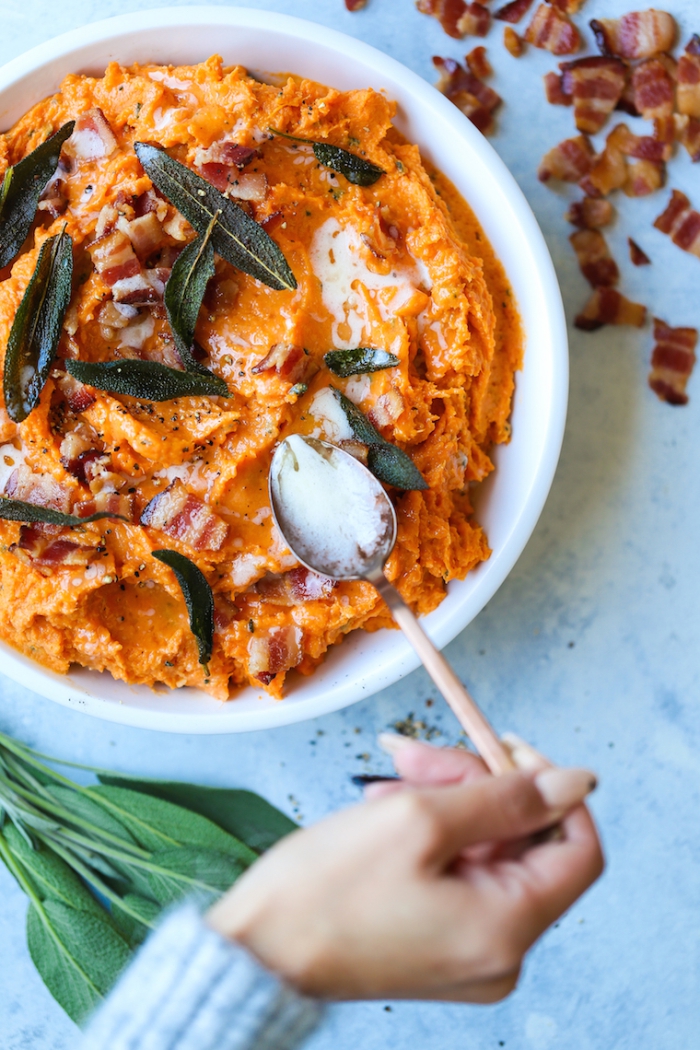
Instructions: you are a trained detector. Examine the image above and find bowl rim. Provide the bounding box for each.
[0,6,568,733]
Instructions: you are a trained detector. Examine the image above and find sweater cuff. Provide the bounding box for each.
[82,903,322,1050]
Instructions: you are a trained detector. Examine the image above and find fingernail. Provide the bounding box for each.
[534,768,598,814]
[350,775,399,788]
[502,733,549,772]
[378,732,413,755]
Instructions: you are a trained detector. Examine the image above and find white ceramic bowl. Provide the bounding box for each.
[0,7,567,733]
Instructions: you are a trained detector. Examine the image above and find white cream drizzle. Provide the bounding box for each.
[0,443,26,492]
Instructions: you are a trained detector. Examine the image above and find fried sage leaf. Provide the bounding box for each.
[164,217,221,377]
[324,348,399,378]
[0,122,75,269]
[268,128,384,186]
[152,549,214,669]
[3,228,73,422]
[0,497,127,527]
[330,387,428,491]
[134,142,296,291]
[65,359,229,401]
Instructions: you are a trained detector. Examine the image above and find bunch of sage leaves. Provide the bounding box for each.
[0,729,295,1026]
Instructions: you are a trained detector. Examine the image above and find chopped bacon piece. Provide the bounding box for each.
[654,189,700,258]
[38,177,68,219]
[494,0,534,24]
[525,3,580,55]
[457,2,491,37]
[575,287,647,331]
[134,189,168,221]
[538,135,595,182]
[616,78,641,116]
[504,27,524,56]
[141,480,228,552]
[224,172,268,203]
[466,46,492,79]
[68,108,117,163]
[4,467,71,514]
[675,114,700,162]
[55,373,97,414]
[345,0,367,9]
[648,318,697,405]
[89,231,140,287]
[256,567,336,606]
[652,114,675,161]
[74,491,134,521]
[417,0,490,39]
[118,212,166,260]
[111,271,162,306]
[11,526,93,573]
[550,0,586,11]
[569,230,619,287]
[248,625,302,683]
[624,158,665,197]
[544,72,572,105]
[631,58,675,120]
[433,57,502,134]
[196,140,265,197]
[565,197,614,228]
[590,11,676,60]
[559,57,627,133]
[251,343,308,382]
[338,439,370,465]
[629,238,651,266]
[579,123,629,196]
[368,388,405,429]
[59,424,103,478]
[678,36,700,118]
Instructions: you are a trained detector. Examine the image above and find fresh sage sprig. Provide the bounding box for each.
[324,348,399,378]
[268,128,385,186]
[0,496,127,527]
[65,358,229,401]
[134,142,296,291]
[153,549,214,670]
[3,227,73,422]
[0,730,295,1026]
[0,121,74,269]
[330,387,428,491]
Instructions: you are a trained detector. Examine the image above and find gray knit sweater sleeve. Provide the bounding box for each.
[82,904,323,1050]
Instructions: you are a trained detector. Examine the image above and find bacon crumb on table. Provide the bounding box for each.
[569,229,620,286]
[345,0,367,9]
[565,197,614,228]
[628,238,651,265]
[631,57,675,120]
[648,318,697,405]
[574,287,646,331]
[538,134,595,182]
[525,3,581,55]
[560,56,627,133]
[677,34,700,118]
[504,27,525,56]
[433,55,502,133]
[675,114,700,162]
[550,0,587,12]
[654,189,700,258]
[494,0,534,24]
[590,10,676,60]
[417,0,490,39]
[466,46,492,79]
[544,71,573,104]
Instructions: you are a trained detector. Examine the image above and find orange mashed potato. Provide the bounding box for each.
[0,57,522,700]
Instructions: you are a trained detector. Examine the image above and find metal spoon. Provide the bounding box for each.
[269,434,515,774]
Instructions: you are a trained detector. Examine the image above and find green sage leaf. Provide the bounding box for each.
[110,893,159,949]
[0,122,75,269]
[164,224,216,367]
[27,900,131,1026]
[152,549,215,670]
[45,785,137,848]
[0,496,126,527]
[4,823,104,917]
[330,386,428,491]
[268,128,384,186]
[143,846,246,906]
[324,348,399,378]
[3,228,73,422]
[134,142,296,291]
[96,777,297,853]
[65,358,229,401]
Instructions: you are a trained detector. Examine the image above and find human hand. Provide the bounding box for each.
[206,735,603,1003]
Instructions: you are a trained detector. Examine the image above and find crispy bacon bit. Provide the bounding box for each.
[256,567,336,606]
[11,526,93,573]
[504,27,524,56]
[565,197,614,228]
[38,177,68,218]
[544,72,572,105]
[338,439,370,465]
[69,108,117,162]
[631,58,675,120]
[575,287,647,331]
[345,0,367,9]
[417,0,489,39]
[538,135,595,182]
[629,238,651,266]
[578,123,629,196]
[494,0,534,24]
[559,57,627,134]
[675,114,700,162]
[624,158,665,197]
[118,212,166,259]
[525,3,580,55]
[368,388,405,429]
[134,189,168,221]
[569,230,619,287]
[74,491,133,520]
[89,230,140,287]
[433,56,502,133]
[590,11,676,60]
[225,172,268,203]
[654,189,700,258]
[55,373,97,414]
[648,318,697,405]
[550,0,586,11]
[248,625,302,683]
[458,2,491,37]
[141,480,228,552]
[616,78,641,116]
[4,467,71,513]
[197,143,266,197]
[59,423,103,477]
[251,343,308,382]
[678,36,700,118]
[466,46,491,79]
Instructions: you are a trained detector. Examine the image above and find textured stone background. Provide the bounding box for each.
[0,1,698,1047]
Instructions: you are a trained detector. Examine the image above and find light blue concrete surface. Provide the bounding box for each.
[1,1,699,1047]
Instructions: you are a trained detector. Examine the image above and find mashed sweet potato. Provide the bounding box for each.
[0,56,522,699]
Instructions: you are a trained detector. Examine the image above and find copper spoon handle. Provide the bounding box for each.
[371,575,515,775]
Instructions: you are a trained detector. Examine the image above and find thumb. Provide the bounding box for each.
[416,767,596,868]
